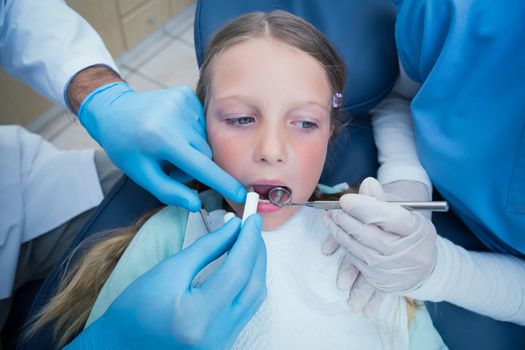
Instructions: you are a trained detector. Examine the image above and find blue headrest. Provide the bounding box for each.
[194,0,398,116]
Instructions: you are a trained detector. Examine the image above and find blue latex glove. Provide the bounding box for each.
[65,215,266,349]
[78,82,246,211]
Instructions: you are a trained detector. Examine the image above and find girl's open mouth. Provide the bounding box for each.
[248,184,292,213]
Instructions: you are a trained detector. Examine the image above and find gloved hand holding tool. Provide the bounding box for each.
[322,177,436,311]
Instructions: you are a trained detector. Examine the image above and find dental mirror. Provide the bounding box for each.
[268,186,448,211]
[268,186,292,206]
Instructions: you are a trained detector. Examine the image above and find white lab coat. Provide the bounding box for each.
[0,0,118,299]
[0,0,118,107]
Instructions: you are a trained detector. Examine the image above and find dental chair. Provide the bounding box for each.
[13,1,524,349]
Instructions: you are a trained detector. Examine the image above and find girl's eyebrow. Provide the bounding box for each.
[213,96,330,118]
[215,96,329,109]
[214,95,254,104]
[293,100,330,112]
[212,95,261,114]
[287,101,331,119]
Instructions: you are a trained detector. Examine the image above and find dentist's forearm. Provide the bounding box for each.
[407,236,525,325]
[66,65,123,114]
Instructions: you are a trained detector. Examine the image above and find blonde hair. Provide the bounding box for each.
[25,210,160,349]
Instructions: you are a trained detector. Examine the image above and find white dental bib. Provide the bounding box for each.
[184,207,409,349]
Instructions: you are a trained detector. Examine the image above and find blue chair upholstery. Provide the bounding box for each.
[19,1,524,349]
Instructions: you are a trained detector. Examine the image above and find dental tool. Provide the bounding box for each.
[268,186,449,212]
[242,192,260,225]
[199,208,214,232]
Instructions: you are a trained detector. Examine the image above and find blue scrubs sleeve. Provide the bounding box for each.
[394,0,525,255]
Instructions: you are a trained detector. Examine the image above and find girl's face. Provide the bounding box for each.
[206,37,332,230]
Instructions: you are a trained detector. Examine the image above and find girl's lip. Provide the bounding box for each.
[256,199,283,213]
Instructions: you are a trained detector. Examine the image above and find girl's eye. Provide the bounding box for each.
[293,120,318,130]
[226,116,255,126]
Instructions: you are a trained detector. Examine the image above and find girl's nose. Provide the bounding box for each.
[254,125,288,165]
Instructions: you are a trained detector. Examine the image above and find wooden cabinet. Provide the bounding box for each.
[121,0,170,49]
[118,0,148,16]
[68,0,126,57]
[119,0,194,49]
[0,0,194,127]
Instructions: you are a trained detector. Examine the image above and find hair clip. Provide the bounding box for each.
[331,92,343,109]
